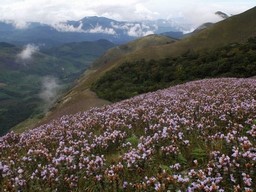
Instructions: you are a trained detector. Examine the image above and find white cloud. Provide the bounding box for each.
[53,22,85,32]
[0,0,154,26]
[111,22,155,37]
[17,44,39,61]
[86,24,116,35]
[135,3,158,20]
[53,21,117,35]
[39,76,62,108]
[127,23,154,37]
[3,20,30,29]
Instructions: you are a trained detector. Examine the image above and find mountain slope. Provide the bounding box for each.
[93,34,177,68]
[1,78,256,191]
[29,35,177,126]
[92,37,256,101]
[88,7,256,101]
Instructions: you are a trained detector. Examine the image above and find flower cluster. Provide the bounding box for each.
[0,78,255,191]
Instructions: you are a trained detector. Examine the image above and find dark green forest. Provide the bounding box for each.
[92,37,256,102]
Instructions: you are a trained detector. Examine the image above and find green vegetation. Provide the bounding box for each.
[125,134,139,147]
[92,37,256,102]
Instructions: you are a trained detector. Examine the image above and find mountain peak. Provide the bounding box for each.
[215,11,229,19]
[79,16,115,23]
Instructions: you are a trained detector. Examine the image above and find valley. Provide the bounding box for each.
[0,40,115,136]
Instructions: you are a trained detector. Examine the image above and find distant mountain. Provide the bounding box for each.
[44,39,115,57]
[0,17,184,47]
[43,39,115,69]
[0,40,115,136]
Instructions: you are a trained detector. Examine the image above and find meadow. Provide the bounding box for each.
[0,78,255,191]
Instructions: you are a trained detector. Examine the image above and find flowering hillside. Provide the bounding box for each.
[0,78,255,191]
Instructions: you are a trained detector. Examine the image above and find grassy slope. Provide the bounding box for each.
[32,35,177,126]
[92,37,256,102]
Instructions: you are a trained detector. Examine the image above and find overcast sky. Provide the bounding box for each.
[0,0,255,28]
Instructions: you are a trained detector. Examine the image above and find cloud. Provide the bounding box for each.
[53,22,117,35]
[17,44,39,61]
[39,76,62,109]
[126,23,154,37]
[134,3,158,20]
[2,19,30,29]
[111,22,156,37]
[53,22,85,32]
[86,24,116,35]
[0,0,154,26]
